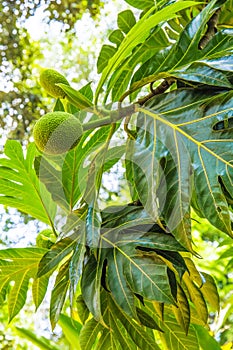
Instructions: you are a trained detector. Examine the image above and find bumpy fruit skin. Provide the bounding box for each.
[36,229,56,249]
[39,69,69,99]
[33,111,83,155]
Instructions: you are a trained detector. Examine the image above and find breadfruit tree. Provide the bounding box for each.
[0,0,233,349]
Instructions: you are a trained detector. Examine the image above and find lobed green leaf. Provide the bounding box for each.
[0,141,56,225]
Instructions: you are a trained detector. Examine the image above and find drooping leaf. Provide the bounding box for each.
[172,283,190,335]
[32,272,50,310]
[86,204,102,251]
[107,248,137,319]
[84,125,118,254]
[69,232,86,310]
[199,272,220,311]
[182,271,209,325]
[79,317,104,350]
[159,313,199,350]
[58,314,82,350]
[0,248,47,321]
[185,258,204,287]
[110,296,161,350]
[97,204,189,317]
[50,260,70,329]
[136,307,163,331]
[107,307,138,350]
[76,294,90,325]
[108,245,176,305]
[37,232,79,278]
[193,324,221,350]
[81,254,106,325]
[34,153,69,212]
[0,141,56,225]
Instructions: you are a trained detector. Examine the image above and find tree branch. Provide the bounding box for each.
[137,78,176,106]
[82,104,137,131]
[198,8,221,50]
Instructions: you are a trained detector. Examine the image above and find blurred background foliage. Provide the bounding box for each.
[0,0,105,144]
[0,1,233,349]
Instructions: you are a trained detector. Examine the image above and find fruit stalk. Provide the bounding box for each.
[82,104,137,131]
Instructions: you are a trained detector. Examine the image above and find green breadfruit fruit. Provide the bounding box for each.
[36,229,56,249]
[33,111,83,154]
[39,68,69,98]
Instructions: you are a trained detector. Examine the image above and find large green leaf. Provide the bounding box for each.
[32,272,50,310]
[183,271,209,325]
[37,232,80,278]
[95,0,199,102]
[58,314,82,350]
[80,205,188,323]
[107,24,170,101]
[0,141,56,225]
[193,324,221,350]
[119,248,176,304]
[99,206,189,317]
[81,254,106,326]
[79,317,103,350]
[199,272,220,311]
[131,0,231,94]
[133,88,233,239]
[126,110,194,252]
[0,248,47,321]
[50,260,70,329]
[160,313,199,350]
[172,284,190,335]
[69,232,86,310]
[172,63,232,88]
[110,295,161,350]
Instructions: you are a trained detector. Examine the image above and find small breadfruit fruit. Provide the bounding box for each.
[36,229,56,249]
[33,111,83,154]
[39,68,69,98]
